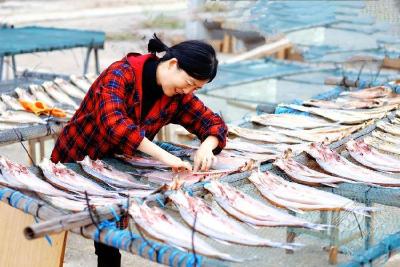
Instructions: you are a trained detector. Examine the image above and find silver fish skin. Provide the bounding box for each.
[169,190,300,249]
[39,158,119,198]
[42,81,78,109]
[53,78,86,99]
[1,94,24,111]
[129,201,245,262]
[204,180,328,230]
[29,84,56,107]
[78,156,152,189]
[15,87,37,102]
[70,75,91,93]
[0,110,46,124]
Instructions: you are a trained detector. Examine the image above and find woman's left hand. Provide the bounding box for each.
[193,145,217,172]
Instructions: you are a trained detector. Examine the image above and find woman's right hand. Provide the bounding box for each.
[161,154,192,172]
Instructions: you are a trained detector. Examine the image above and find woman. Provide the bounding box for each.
[51,34,227,267]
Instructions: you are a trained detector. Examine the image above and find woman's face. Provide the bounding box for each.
[159,58,209,97]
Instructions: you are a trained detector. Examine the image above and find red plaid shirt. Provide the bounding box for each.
[51,53,227,163]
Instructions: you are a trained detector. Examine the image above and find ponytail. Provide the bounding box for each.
[148,33,169,54]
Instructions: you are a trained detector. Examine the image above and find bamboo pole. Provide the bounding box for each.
[24,203,127,240]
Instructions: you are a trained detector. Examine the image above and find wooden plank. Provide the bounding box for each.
[383,58,400,70]
[0,202,67,267]
[223,37,292,63]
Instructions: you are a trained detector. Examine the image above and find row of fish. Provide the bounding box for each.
[0,75,96,131]
[0,155,155,211]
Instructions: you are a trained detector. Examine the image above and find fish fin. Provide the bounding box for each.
[211,238,232,246]
[288,207,305,214]
[321,183,338,188]
[244,222,261,230]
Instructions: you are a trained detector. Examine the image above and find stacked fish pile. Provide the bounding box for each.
[0,74,96,132]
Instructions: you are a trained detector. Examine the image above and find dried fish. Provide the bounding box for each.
[281,104,397,124]
[39,158,119,197]
[306,143,400,186]
[340,86,392,99]
[303,98,382,109]
[346,139,400,172]
[248,170,371,215]
[29,84,56,107]
[42,81,78,109]
[376,121,400,136]
[371,130,400,145]
[53,78,86,99]
[129,201,244,261]
[228,124,303,144]
[364,136,400,155]
[15,87,36,102]
[250,113,332,129]
[0,110,46,124]
[70,75,91,93]
[274,157,350,187]
[169,190,299,249]
[1,94,23,111]
[0,156,69,197]
[116,154,169,169]
[78,156,152,189]
[268,123,365,143]
[204,180,328,230]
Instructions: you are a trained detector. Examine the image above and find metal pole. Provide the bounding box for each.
[11,55,17,79]
[94,48,100,74]
[83,47,92,75]
[0,56,3,81]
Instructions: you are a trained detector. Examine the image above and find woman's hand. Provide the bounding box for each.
[162,154,193,172]
[194,146,217,172]
[138,137,192,172]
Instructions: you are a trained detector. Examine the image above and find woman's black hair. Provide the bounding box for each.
[148,33,218,82]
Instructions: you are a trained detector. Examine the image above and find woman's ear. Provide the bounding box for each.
[168,58,178,70]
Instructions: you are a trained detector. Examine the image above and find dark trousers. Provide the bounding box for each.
[94,241,121,267]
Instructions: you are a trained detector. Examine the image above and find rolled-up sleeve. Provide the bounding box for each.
[95,68,145,156]
[171,93,227,154]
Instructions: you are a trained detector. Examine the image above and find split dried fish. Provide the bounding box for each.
[78,155,152,189]
[0,156,69,197]
[39,158,119,197]
[346,139,400,172]
[281,104,397,124]
[303,98,382,109]
[274,157,350,187]
[248,170,372,215]
[364,136,400,155]
[376,120,400,136]
[129,201,244,262]
[228,124,303,144]
[205,180,328,230]
[340,86,392,99]
[169,190,299,249]
[251,113,332,129]
[371,130,400,145]
[54,78,86,99]
[306,143,400,186]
